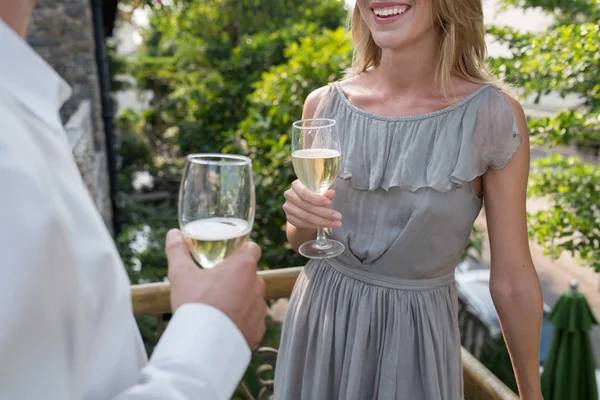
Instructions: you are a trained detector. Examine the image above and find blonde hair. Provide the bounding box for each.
[349,0,500,96]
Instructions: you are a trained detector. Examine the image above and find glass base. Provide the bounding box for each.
[299,239,345,259]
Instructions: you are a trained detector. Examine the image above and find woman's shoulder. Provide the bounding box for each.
[473,82,527,137]
[303,85,333,118]
[448,77,527,138]
[303,76,357,118]
[491,86,526,125]
[453,78,524,119]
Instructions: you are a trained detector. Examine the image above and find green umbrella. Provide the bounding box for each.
[541,280,598,400]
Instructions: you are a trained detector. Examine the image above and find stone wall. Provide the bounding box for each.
[27,0,112,230]
[65,101,109,219]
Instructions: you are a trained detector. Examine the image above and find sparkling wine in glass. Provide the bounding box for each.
[178,154,255,268]
[292,118,345,259]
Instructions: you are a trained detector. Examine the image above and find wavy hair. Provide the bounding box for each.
[349,0,500,96]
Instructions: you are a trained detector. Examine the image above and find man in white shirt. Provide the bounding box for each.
[0,1,267,399]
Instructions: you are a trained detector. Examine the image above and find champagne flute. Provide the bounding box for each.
[178,154,255,268]
[291,118,345,259]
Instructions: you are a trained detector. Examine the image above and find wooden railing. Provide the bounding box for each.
[131,267,518,400]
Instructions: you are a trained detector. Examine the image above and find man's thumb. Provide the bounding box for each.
[166,229,194,281]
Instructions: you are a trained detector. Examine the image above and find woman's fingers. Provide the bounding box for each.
[284,189,341,221]
[291,180,333,207]
[283,201,341,229]
[283,180,342,229]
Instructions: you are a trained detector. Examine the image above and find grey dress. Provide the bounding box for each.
[273,83,522,400]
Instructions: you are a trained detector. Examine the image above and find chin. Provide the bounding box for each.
[371,32,412,50]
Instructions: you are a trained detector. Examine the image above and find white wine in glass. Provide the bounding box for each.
[292,148,341,194]
[178,154,255,269]
[291,118,345,259]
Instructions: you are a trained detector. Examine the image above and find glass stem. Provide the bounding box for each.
[315,227,327,248]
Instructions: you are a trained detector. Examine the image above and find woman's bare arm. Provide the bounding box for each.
[483,94,543,400]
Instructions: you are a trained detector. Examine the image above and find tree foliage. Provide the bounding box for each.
[527,110,600,154]
[231,28,353,267]
[127,1,345,155]
[528,155,600,270]
[489,0,600,268]
[116,1,348,279]
[499,0,600,24]
[488,23,600,108]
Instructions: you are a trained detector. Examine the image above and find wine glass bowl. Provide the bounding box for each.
[178,154,255,268]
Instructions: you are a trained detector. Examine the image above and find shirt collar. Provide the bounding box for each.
[0,19,72,123]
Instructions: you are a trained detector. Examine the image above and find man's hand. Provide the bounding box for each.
[165,229,267,349]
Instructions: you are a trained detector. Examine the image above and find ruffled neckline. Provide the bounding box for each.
[333,82,492,122]
[321,83,522,194]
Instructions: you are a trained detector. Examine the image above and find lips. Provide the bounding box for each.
[370,2,411,24]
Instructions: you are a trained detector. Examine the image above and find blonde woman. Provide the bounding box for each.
[275,0,543,399]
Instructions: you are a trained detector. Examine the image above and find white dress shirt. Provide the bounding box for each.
[0,20,250,400]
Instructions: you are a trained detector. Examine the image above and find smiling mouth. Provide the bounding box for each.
[371,5,410,18]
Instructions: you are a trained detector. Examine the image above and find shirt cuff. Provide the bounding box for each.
[150,303,251,399]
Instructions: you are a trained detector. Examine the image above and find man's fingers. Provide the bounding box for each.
[242,241,262,264]
[255,277,266,298]
[166,229,195,281]
[226,241,262,267]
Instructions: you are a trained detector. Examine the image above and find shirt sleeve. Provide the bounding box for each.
[114,304,252,400]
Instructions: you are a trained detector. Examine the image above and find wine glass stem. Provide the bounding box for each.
[315,227,328,248]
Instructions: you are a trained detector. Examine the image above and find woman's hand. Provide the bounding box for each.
[283,180,342,230]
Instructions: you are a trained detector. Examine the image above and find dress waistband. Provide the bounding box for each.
[321,259,455,291]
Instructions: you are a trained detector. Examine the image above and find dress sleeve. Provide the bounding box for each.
[450,86,523,184]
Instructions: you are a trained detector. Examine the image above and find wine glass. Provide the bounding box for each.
[291,118,345,259]
[178,154,255,269]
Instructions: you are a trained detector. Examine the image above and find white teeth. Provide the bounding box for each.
[374,7,408,17]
